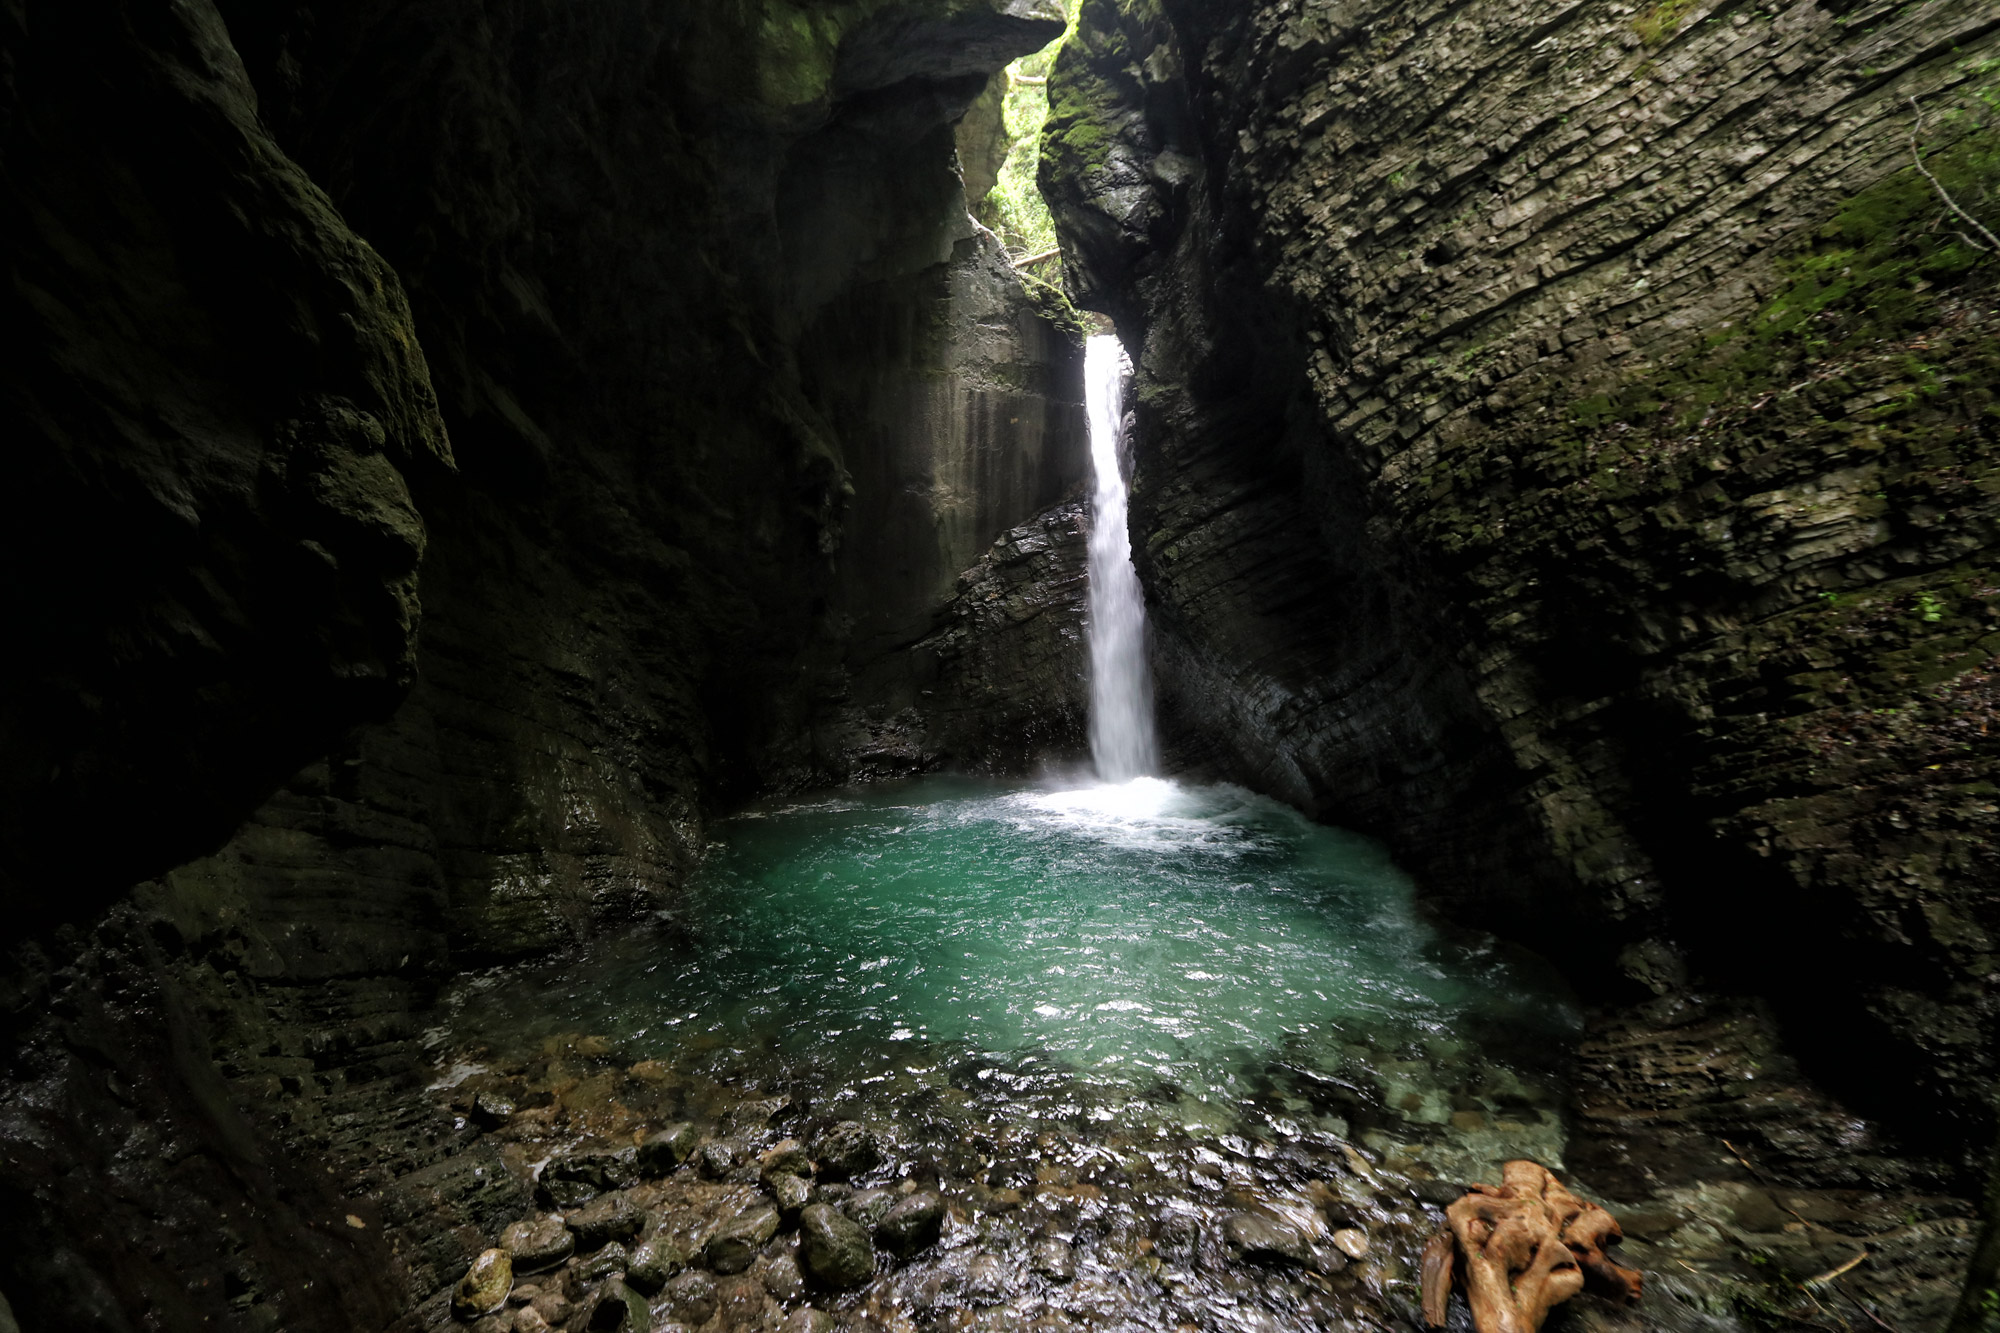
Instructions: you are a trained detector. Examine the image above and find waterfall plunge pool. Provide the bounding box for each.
[441,774,1578,1188]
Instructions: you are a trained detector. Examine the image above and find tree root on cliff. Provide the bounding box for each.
[1419,1160,1642,1333]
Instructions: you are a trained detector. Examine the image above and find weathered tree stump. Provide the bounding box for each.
[1418,1161,1641,1333]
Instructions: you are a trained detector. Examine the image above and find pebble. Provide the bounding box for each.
[786,1310,837,1333]
[799,1203,876,1288]
[453,1248,513,1319]
[1332,1227,1371,1260]
[513,1307,553,1333]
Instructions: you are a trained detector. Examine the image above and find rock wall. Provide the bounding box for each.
[0,0,1087,1327]
[1043,0,2000,1157]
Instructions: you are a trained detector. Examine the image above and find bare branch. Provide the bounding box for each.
[1909,96,2000,255]
[1012,247,1061,267]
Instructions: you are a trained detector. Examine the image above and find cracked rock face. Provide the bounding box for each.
[1042,0,1999,1155]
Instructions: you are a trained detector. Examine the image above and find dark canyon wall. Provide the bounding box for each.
[1042,0,2000,1161]
[0,1,1085,1328]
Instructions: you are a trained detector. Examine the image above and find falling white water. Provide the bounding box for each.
[1084,333,1159,782]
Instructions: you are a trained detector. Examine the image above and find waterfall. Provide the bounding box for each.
[1084,334,1160,782]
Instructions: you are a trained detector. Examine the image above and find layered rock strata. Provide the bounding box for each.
[1043,0,1999,1153]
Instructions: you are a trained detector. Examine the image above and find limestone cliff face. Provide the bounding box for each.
[1043,0,2000,1150]
[0,1,1084,1327]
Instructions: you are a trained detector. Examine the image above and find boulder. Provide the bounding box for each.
[799,1203,876,1289]
[452,1248,513,1320]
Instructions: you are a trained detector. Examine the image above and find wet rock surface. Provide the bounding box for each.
[410,1007,1989,1333]
[1042,0,2000,1160]
[1040,4,1998,1324]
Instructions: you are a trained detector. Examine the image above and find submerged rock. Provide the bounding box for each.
[759,1139,814,1181]
[878,1192,945,1256]
[1332,1227,1371,1260]
[584,1276,650,1331]
[1030,1237,1076,1282]
[568,1192,645,1249]
[453,1248,513,1319]
[541,1147,640,1207]
[637,1122,700,1175]
[663,1269,719,1326]
[501,1215,575,1272]
[472,1089,517,1127]
[625,1237,679,1294]
[1224,1211,1317,1267]
[813,1122,881,1180]
[768,1171,814,1217]
[705,1203,781,1274]
[697,1142,738,1179]
[799,1203,875,1288]
[842,1188,897,1230]
[763,1253,807,1302]
[570,1241,629,1286]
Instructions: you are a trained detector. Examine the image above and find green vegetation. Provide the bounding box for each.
[1632,0,1700,47]
[1573,76,1999,433]
[977,0,1081,263]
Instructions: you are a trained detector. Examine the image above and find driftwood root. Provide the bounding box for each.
[1418,1161,1641,1333]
